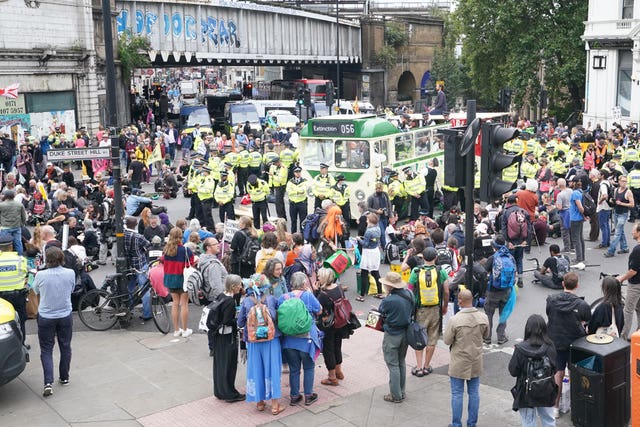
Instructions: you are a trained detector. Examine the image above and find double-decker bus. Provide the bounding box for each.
[298,115,448,219]
[269,79,334,101]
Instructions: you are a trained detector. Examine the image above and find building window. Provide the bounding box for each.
[592,55,606,69]
[617,50,632,117]
[623,0,634,19]
[25,91,75,113]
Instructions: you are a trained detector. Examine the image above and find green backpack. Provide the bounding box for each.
[277,292,312,336]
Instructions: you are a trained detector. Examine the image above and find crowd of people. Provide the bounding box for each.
[1,115,639,426]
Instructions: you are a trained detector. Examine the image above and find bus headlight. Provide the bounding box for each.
[355,190,366,201]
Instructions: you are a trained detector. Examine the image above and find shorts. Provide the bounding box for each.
[555,350,570,371]
[167,287,184,295]
[415,305,440,346]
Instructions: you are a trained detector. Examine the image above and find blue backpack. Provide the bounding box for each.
[302,213,321,243]
[491,246,516,289]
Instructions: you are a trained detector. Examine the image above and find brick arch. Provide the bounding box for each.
[397,71,416,102]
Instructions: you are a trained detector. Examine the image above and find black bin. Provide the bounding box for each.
[569,336,630,427]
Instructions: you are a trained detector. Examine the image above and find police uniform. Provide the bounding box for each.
[388,172,407,219]
[236,144,250,196]
[187,159,204,220]
[403,166,428,220]
[312,163,335,209]
[331,175,351,223]
[196,166,216,230]
[246,175,269,228]
[248,148,263,179]
[627,164,640,221]
[0,243,28,342]
[214,171,235,222]
[286,167,308,233]
[269,158,289,220]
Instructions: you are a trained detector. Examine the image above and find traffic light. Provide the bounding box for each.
[539,88,548,109]
[326,87,335,107]
[499,88,512,111]
[297,89,304,106]
[479,122,521,202]
[142,86,149,99]
[242,83,253,99]
[439,127,467,187]
[303,89,311,106]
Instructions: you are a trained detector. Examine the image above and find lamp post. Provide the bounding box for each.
[336,0,340,113]
[101,0,127,276]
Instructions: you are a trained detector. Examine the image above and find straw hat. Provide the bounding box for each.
[379,272,406,289]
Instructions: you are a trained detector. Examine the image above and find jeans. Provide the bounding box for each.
[379,215,389,248]
[0,227,23,256]
[382,331,408,400]
[519,407,556,427]
[128,269,151,318]
[484,288,511,341]
[607,211,629,255]
[598,209,611,246]
[37,314,73,385]
[450,376,480,427]
[621,283,640,340]
[283,348,315,397]
[570,220,585,262]
[511,245,524,276]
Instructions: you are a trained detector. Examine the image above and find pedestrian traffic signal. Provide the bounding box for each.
[142,86,149,99]
[297,89,304,105]
[439,127,467,187]
[479,122,521,202]
[303,89,311,106]
[326,87,335,107]
[243,83,253,99]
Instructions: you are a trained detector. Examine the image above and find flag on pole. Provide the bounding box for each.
[146,143,162,167]
[353,97,360,114]
[0,83,19,99]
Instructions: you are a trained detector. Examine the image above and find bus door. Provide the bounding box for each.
[373,138,389,179]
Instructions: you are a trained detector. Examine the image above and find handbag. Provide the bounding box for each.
[26,289,39,319]
[347,311,361,330]
[406,320,428,350]
[198,306,210,332]
[317,311,335,331]
[324,250,352,276]
[365,309,384,331]
[595,305,619,337]
[182,250,197,292]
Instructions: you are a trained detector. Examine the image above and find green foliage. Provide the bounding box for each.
[375,45,397,68]
[453,0,587,116]
[384,21,408,48]
[118,30,151,82]
[431,13,470,103]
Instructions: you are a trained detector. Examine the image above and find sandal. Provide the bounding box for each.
[374,294,385,299]
[355,296,365,302]
[257,401,266,412]
[272,403,286,415]
[422,366,433,375]
[411,367,424,377]
[383,393,403,403]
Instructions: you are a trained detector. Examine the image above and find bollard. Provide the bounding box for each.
[632,331,640,427]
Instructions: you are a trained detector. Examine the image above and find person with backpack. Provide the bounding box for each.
[237,278,285,415]
[200,237,228,355]
[355,213,383,302]
[444,289,489,427]
[277,272,323,406]
[208,274,245,403]
[432,228,458,277]
[484,234,517,345]
[501,194,530,288]
[508,314,558,427]
[262,258,288,298]
[408,247,449,377]
[316,268,351,386]
[567,176,586,263]
[604,174,634,258]
[545,272,590,418]
[255,232,282,275]
[230,216,258,278]
[533,244,570,290]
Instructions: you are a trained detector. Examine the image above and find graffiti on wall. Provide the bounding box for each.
[116,9,241,47]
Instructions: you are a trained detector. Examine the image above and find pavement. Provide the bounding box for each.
[1,308,575,427]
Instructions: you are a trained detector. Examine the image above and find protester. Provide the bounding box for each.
[162,227,195,338]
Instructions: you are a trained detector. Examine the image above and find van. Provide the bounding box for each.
[224,102,262,136]
[179,105,212,136]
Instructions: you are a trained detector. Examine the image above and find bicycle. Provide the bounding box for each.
[589,272,626,311]
[77,267,171,334]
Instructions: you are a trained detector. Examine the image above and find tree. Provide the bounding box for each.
[453,0,586,117]
[118,30,151,83]
[431,13,471,105]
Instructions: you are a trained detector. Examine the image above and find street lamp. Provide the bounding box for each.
[336,0,340,114]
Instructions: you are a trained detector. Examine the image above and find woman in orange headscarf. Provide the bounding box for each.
[318,205,347,260]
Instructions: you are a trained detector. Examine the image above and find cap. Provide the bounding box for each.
[507,194,518,203]
[223,162,233,168]
[335,174,345,181]
[402,166,411,173]
[46,162,53,167]
[220,170,229,177]
[418,210,429,216]
[293,166,302,172]
[195,123,200,126]
[613,153,622,158]
[423,247,437,262]
[272,156,281,163]
[202,165,211,172]
[390,171,399,177]
[319,162,329,168]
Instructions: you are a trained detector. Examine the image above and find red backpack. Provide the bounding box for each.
[325,287,353,329]
[507,208,529,241]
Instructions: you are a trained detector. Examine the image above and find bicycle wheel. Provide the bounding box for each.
[77,289,121,331]
[151,290,171,334]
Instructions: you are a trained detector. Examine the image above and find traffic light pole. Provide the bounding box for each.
[464,101,476,293]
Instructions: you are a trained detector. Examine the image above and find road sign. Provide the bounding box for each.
[47,147,111,162]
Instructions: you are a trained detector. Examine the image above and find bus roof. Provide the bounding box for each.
[300,115,399,139]
[427,112,510,121]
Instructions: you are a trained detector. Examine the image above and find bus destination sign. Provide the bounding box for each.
[311,120,356,137]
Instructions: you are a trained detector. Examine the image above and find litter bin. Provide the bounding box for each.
[569,335,630,427]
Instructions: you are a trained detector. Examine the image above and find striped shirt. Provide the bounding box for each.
[162,245,194,290]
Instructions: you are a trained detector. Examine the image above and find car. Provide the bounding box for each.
[0,298,28,386]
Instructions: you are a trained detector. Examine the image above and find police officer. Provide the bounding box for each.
[186,158,203,221]
[246,174,269,229]
[313,162,335,209]
[279,142,297,180]
[332,174,351,224]
[0,237,28,344]
[214,170,235,223]
[627,162,640,222]
[268,156,288,220]
[248,144,263,179]
[197,166,216,230]
[286,166,308,233]
[388,170,407,219]
[236,142,250,196]
[403,166,428,221]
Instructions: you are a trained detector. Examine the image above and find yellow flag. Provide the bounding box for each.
[353,97,359,114]
[146,143,162,166]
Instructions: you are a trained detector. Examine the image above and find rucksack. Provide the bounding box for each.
[604,181,616,207]
[205,296,227,334]
[255,249,277,274]
[283,260,304,287]
[581,190,596,217]
[324,288,353,329]
[302,213,321,243]
[491,247,516,289]
[415,266,441,306]
[384,242,400,263]
[185,268,205,305]
[451,225,465,247]
[435,246,454,276]
[507,208,529,241]
[246,295,276,342]
[523,352,558,407]
[239,231,260,268]
[277,291,312,336]
[554,255,570,279]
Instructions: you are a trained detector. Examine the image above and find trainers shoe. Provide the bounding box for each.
[43,384,53,397]
[553,407,560,418]
[290,394,303,406]
[173,329,183,337]
[497,336,509,345]
[483,338,491,345]
[617,249,629,254]
[603,252,614,258]
[304,393,318,406]
[59,378,70,386]
[181,328,193,338]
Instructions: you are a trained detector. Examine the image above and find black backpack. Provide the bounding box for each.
[523,352,558,407]
[205,296,227,335]
[581,190,596,217]
[239,231,260,268]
